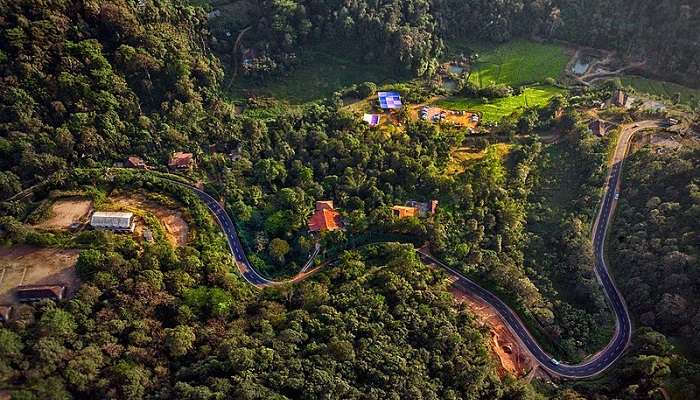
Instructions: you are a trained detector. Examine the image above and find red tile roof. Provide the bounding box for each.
[126,156,146,168]
[308,203,342,232]
[315,201,334,211]
[392,206,419,219]
[168,152,194,168]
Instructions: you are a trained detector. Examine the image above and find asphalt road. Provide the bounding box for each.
[183,120,661,379]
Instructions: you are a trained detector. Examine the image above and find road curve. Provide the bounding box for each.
[182,120,662,378]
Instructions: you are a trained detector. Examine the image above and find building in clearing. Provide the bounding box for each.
[589,119,608,137]
[168,152,195,170]
[308,201,343,232]
[90,211,136,232]
[611,90,629,108]
[126,156,147,169]
[392,200,438,219]
[16,285,66,302]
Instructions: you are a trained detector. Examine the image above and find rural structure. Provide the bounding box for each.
[126,156,147,169]
[16,285,66,302]
[90,211,136,233]
[308,201,343,232]
[168,152,195,170]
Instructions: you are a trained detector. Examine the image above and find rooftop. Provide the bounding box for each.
[169,152,194,168]
[309,201,342,232]
[91,211,134,219]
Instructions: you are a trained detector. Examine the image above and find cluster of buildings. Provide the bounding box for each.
[306,199,439,234]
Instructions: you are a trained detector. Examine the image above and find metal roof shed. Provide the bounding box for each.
[90,211,135,232]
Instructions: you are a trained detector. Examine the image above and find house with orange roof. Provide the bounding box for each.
[308,201,343,232]
[393,200,438,219]
[392,206,419,219]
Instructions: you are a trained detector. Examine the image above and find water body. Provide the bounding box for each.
[443,79,458,91]
[572,55,592,76]
[448,65,464,75]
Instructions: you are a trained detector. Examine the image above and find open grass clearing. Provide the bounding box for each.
[447,143,511,175]
[448,39,570,88]
[436,86,565,123]
[620,75,700,105]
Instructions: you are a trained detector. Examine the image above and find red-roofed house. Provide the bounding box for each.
[308,201,343,232]
[168,152,194,170]
[126,156,146,169]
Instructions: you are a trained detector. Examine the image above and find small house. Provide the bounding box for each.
[16,285,66,302]
[308,201,343,232]
[406,200,439,216]
[90,211,136,233]
[392,206,419,219]
[378,92,403,110]
[0,305,11,322]
[589,119,608,137]
[611,90,628,107]
[168,152,194,170]
[126,156,146,169]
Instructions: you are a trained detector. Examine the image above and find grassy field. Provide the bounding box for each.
[620,75,700,105]
[451,39,569,88]
[447,143,511,175]
[436,86,564,122]
[229,44,398,104]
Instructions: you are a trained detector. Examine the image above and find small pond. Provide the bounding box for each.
[572,55,593,76]
[443,79,458,91]
[448,65,464,75]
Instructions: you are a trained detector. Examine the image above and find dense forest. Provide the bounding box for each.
[1,0,700,399]
[216,0,699,86]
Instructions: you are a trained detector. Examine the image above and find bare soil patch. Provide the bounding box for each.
[108,194,190,247]
[449,283,537,378]
[0,246,80,304]
[34,198,93,230]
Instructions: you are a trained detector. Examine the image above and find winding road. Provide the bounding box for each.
[183,120,662,378]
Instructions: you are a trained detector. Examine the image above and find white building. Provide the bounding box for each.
[90,211,135,233]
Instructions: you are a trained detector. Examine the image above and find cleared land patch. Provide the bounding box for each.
[0,246,80,304]
[230,43,396,103]
[33,198,93,230]
[107,194,190,247]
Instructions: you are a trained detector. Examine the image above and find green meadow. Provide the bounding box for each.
[620,75,700,105]
[460,39,570,88]
[436,86,565,122]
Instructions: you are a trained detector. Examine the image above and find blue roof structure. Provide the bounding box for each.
[378,92,402,109]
